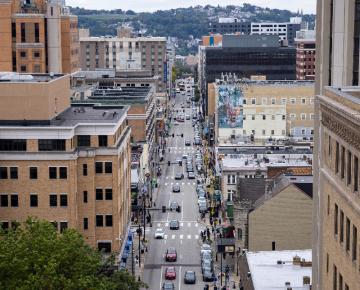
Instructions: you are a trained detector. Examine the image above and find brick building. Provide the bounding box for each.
[295,30,316,80]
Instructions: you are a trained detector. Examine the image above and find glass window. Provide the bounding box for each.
[0,167,8,179]
[105,188,113,200]
[83,164,87,176]
[96,188,103,200]
[98,135,108,147]
[60,222,68,233]
[0,139,26,151]
[49,167,57,179]
[59,167,67,179]
[60,194,68,207]
[105,162,112,174]
[95,162,103,174]
[10,194,18,207]
[10,167,18,179]
[38,139,66,151]
[83,191,88,203]
[84,218,88,230]
[105,215,113,227]
[30,194,38,207]
[49,194,57,207]
[96,215,103,227]
[29,167,37,179]
[77,135,91,147]
[0,195,8,207]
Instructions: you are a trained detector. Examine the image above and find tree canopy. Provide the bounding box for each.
[0,219,145,290]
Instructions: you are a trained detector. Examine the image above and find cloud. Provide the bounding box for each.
[66,0,316,14]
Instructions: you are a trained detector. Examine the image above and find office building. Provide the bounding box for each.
[208,18,251,35]
[295,30,316,80]
[79,30,168,93]
[0,0,79,74]
[0,72,132,253]
[313,1,360,289]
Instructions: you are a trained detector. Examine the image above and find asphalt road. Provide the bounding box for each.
[143,91,209,290]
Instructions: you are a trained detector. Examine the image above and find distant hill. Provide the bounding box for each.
[71,4,315,55]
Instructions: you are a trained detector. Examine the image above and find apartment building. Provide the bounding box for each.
[313,1,360,289]
[295,30,316,80]
[0,0,79,74]
[79,29,167,93]
[0,73,132,253]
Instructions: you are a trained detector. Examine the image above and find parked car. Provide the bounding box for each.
[165,267,177,280]
[154,228,165,239]
[169,220,180,230]
[165,248,177,262]
[184,270,196,284]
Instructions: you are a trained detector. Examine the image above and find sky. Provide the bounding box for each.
[66,0,316,14]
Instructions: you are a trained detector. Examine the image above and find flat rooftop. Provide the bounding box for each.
[214,79,314,87]
[0,72,65,83]
[217,145,313,155]
[247,250,312,290]
[80,36,166,42]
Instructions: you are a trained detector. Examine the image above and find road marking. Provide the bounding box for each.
[187,235,191,239]
[195,223,198,227]
[165,222,169,227]
[180,222,183,227]
[171,234,175,239]
[165,183,168,186]
[159,266,163,290]
[182,182,185,185]
[188,222,191,227]
[178,266,182,290]
[187,182,190,185]
[180,235,183,239]
[195,235,199,239]
[157,223,161,227]
[164,235,168,240]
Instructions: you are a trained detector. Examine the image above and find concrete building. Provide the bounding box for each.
[0,73,132,253]
[295,30,316,80]
[0,0,79,74]
[313,1,360,289]
[79,31,167,93]
[208,18,251,35]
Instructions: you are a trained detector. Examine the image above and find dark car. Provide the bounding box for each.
[165,247,177,262]
[184,270,196,284]
[203,270,215,282]
[175,173,184,180]
[185,140,191,146]
[169,220,180,230]
[172,184,181,192]
[162,282,175,290]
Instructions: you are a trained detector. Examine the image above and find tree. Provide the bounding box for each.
[0,218,146,290]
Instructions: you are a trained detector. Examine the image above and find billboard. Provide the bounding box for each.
[217,85,244,128]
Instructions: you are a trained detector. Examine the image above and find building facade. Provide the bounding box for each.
[0,0,79,74]
[208,18,251,35]
[295,30,316,80]
[0,73,132,253]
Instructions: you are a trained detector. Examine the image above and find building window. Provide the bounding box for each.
[20,65,27,73]
[326,253,329,273]
[104,162,112,174]
[11,22,16,38]
[59,167,67,179]
[0,139,26,151]
[271,115,275,120]
[83,218,88,230]
[77,135,91,147]
[96,189,103,200]
[272,241,276,251]
[60,194,68,207]
[0,167,8,179]
[30,194,38,207]
[341,146,345,179]
[301,113,306,120]
[347,151,352,186]
[21,23,26,42]
[262,115,266,120]
[34,23,39,43]
[20,51,26,58]
[49,194,57,207]
[0,195,8,207]
[290,98,296,104]
[340,210,344,243]
[98,242,111,253]
[271,98,276,105]
[33,51,40,58]
[290,113,296,120]
[301,98,306,104]
[334,204,338,235]
[29,167,37,179]
[60,222,68,233]
[10,167,18,179]
[281,98,287,105]
[251,98,256,104]
[262,130,266,135]
[227,175,236,184]
[354,156,359,192]
[10,194,18,207]
[105,188,113,200]
[346,217,350,252]
[352,225,357,261]
[49,167,57,179]
[335,142,340,174]
[1,222,9,230]
[333,265,337,290]
[105,215,113,227]
[95,162,103,174]
[339,274,343,290]
[83,191,88,203]
[310,113,315,120]
[83,164,88,176]
[237,228,242,240]
[38,139,66,151]
[98,135,108,147]
[251,115,255,120]
[96,215,103,227]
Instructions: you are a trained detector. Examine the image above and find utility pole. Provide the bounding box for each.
[138,223,141,267]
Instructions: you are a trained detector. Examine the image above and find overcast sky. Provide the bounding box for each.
[66,0,316,14]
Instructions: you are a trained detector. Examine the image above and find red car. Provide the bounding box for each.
[165,267,177,280]
[165,247,177,262]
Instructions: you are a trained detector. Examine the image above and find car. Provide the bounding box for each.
[184,270,196,284]
[174,122,179,126]
[175,173,184,180]
[188,172,195,179]
[162,282,175,290]
[196,184,204,193]
[182,154,188,159]
[176,158,182,165]
[202,270,215,282]
[154,228,165,239]
[198,196,206,205]
[165,267,177,280]
[169,220,180,230]
[186,167,194,173]
[185,140,191,146]
[170,201,179,211]
[194,139,202,146]
[165,247,177,262]
[172,184,181,192]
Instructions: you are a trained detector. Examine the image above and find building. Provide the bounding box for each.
[251,17,302,46]
[313,1,360,289]
[248,175,313,251]
[0,72,132,253]
[0,0,79,74]
[295,30,316,80]
[79,30,168,93]
[209,77,315,144]
[208,18,251,35]
[198,34,296,115]
[239,250,312,290]
[201,35,223,47]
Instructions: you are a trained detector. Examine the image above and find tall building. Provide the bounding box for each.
[0,0,79,74]
[295,30,316,80]
[79,30,168,93]
[0,72,131,253]
[208,18,251,35]
[313,0,360,289]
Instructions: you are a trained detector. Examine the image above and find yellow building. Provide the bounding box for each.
[0,73,131,253]
[0,0,79,74]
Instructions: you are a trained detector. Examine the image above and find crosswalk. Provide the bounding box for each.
[161,234,199,240]
[155,221,200,228]
[168,146,196,154]
[164,180,197,186]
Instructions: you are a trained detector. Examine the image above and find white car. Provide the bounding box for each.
[154,228,165,239]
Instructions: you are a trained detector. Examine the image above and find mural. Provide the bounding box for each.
[217,85,244,128]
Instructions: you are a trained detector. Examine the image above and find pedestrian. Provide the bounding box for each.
[219,218,222,225]
[207,230,210,241]
[210,217,213,225]
[212,225,215,233]
[200,230,203,238]
[207,227,210,236]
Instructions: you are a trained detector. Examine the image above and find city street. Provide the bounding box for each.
[142,90,210,290]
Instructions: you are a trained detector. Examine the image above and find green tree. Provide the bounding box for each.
[0,218,146,290]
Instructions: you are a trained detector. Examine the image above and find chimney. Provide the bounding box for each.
[303,276,311,285]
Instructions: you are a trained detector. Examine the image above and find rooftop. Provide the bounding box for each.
[217,145,313,155]
[0,72,65,83]
[80,36,166,42]
[247,249,312,290]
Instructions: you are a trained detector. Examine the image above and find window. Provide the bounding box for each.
[290,113,296,120]
[49,167,57,179]
[352,225,357,261]
[20,65,27,73]
[34,23,39,43]
[60,194,68,207]
[262,98,267,105]
[310,113,315,120]
[326,253,329,273]
[301,113,306,120]
[21,23,25,42]
[0,195,8,207]
[290,98,296,104]
[98,135,108,147]
[251,98,256,104]
[333,265,337,290]
[105,188,113,200]
[272,241,276,251]
[271,130,275,135]
[95,162,103,174]
[262,130,266,135]
[301,98,306,104]
[340,210,344,243]
[105,215,113,227]
[282,115,286,120]
[237,228,243,240]
[0,167,8,179]
[335,142,340,174]
[83,218,88,230]
[354,156,359,192]
[0,139,26,151]
[271,115,275,120]
[60,222,68,233]
[77,135,91,147]
[98,242,111,253]
[20,51,26,58]
[341,146,345,179]
[10,194,18,207]
[96,215,103,227]
[49,194,57,207]
[251,115,255,120]
[33,51,40,58]
[346,217,350,252]
[10,167,18,179]
[281,98,287,105]
[96,188,103,200]
[83,164,88,176]
[59,167,67,179]
[38,139,66,151]
[83,191,88,203]
[339,274,343,290]
[28,167,38,179]
[334,204,338,235]
[11,22,16,38]
[30,194,38,207]
[262,115,266,120]
[1,222,9,230]
[347,151,352,186]
[271,98,276,105]
[227,175,236,184]
[104,162,112,174]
